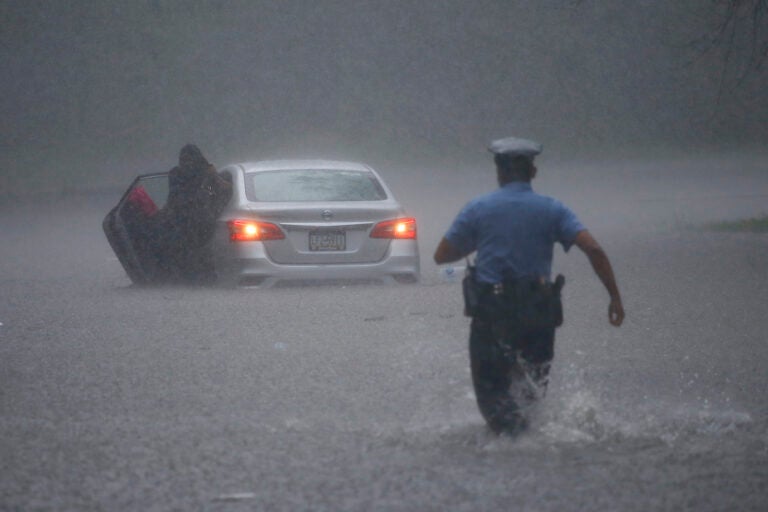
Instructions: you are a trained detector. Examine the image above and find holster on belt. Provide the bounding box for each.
[463,264,565,329]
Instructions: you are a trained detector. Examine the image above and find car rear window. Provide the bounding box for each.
[246,169,388,202]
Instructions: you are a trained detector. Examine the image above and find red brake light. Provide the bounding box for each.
[227,220,285,242]
[370,217,417,239]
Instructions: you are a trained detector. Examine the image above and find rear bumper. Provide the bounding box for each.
[213,239,420,287]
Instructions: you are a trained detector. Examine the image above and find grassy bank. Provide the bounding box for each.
[704,216,768,233]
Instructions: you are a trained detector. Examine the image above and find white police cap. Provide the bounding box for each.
[488,136,543,158]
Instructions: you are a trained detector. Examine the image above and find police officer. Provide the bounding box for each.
[433,136,624,434]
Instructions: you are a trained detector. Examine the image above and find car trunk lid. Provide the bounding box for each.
[238,202,404,264]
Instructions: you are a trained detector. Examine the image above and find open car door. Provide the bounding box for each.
[103,173,169,284]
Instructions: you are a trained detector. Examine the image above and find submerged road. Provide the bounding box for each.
[1,158,767,511]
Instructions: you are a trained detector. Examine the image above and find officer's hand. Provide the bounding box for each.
[609,298,624,326]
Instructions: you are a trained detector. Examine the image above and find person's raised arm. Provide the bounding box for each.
[574,230,624,326]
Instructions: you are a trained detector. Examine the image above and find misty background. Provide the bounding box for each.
[1,0,766,200]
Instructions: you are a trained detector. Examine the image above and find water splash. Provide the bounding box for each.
[531,387,754,446]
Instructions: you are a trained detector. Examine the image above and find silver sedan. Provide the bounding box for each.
[104,159,420,287]
[213,159,420,286]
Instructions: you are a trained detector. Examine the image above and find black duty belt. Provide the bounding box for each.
[476,274,565,296]
[464,271,565,328]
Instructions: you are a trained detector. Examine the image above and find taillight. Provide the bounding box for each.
[370,217,417,239]
[227,220,285,242]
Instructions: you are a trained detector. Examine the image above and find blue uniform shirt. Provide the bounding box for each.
[444,182,585,283]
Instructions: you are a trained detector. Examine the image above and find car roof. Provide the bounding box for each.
[237,159,374,173]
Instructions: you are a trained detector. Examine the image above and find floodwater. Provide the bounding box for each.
[1,155,767,511]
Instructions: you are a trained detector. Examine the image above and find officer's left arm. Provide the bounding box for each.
[574,230,625,327]
[433,237,465,264]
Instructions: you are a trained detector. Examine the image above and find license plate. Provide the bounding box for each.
[309,230,346,251]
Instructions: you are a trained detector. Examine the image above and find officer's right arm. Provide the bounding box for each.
[574,230,625,326]
[433,237,465,264]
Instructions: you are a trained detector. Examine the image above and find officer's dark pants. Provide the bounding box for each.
[469,317,555,434]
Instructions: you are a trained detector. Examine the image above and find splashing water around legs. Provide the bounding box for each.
[469,318,553,435]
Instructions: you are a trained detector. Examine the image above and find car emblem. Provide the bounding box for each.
[321,209,333,221]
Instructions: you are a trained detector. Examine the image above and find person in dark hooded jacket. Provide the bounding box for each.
[156,144,232,284]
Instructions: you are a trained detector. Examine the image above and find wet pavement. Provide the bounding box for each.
[1,156,767,511]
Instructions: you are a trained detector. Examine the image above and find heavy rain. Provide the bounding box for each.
[1,1,767,510]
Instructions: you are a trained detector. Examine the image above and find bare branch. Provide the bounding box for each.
[714,0,768,70]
